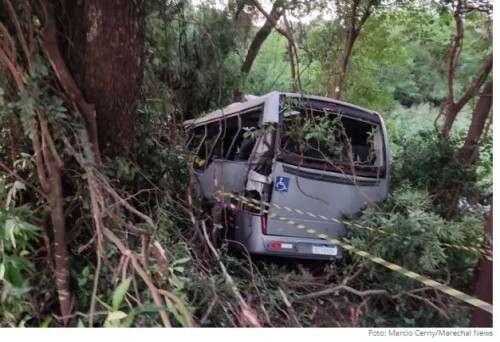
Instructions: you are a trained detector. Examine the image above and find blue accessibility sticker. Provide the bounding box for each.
[274,176,290,192]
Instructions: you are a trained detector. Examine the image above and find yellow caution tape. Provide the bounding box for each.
[215,191,492,260]
[215,190,493,314]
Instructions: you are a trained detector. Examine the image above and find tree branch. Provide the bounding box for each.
[296,284,389,300]
[2,0,32,70]
[447,0,464,105]
[0,22,17,59]
[201,220,260,327]
[454,55,492,112]
[408,293,450,319]
[251,0,293,43]
[33,0,102,166]
[102,227,172,328]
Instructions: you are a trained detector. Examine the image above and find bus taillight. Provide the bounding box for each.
[229,202,241,212]
[261,214,268,235]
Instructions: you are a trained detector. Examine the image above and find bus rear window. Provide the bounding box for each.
[279,108,385,177]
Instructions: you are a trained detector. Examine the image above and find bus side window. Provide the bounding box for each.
[212,117,238,160]
[190,126,206,168]
[188,126,205,152]
[195,121,220,169]
[227,111,261,161]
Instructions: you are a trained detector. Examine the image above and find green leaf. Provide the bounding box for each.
[5,263,23,287]
[5,219,17,248]
[169,273,184,290]
[40,316,52,328]
[137,305,168,314]
[121,309,135,327]
[10,287,31,296]
[112,277,131,311]
[166,300,188,327]
[107,311,127,321]
[171,257,190,266]
[96,296,113,311]
[18,221,39,232]
[0,263,5,280]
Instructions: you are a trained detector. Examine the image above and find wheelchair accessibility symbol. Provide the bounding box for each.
[274,176,290,192]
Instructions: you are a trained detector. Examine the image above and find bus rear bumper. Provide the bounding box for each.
[246,234,343,260]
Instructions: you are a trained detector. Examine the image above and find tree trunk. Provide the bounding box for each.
[235,1,282,101]
[332,0,374,99]
[283,13,298,92]
[441,103,460,139]
[58,0,145,158]
[332,28,356,99]
[461,82,492,165]
[241,2,282,76]
[444,82,492,219]
[440,0,492,138]
[45,133,72,322]
[441,56,492,139]
[469,205,492,327]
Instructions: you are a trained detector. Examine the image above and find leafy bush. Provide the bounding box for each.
[343,186,488,327]
[391,130,479,215]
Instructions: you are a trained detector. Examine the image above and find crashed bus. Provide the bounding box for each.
[184,91,390,260]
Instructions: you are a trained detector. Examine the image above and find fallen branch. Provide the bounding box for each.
[278,287,301,327]
[295,284,389,301]
[200,220,261,327]
[102,227,172,328]
[157,289,195,327]
[408,293,450,320]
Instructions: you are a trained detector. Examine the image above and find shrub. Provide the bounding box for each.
[343,186,488,327]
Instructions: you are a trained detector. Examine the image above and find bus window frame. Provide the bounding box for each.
[276,107,387,179]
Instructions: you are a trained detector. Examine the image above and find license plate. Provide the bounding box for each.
[312,244,338,256]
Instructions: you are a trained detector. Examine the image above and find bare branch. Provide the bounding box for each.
[278,287,302,327]
[454,55,492,112]
[0,44,26,89]
[2,0,32,69]
[251,0,293,43]
[34,0,102,166]
[408,293,450,319]
[447,0,464,105]
[296,284,389,300]
[157,289,195,327]
[0,22,17,59]
[201,220,261,327]
[102,227,172,327]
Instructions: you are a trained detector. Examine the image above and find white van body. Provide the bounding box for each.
[184,92,390,260]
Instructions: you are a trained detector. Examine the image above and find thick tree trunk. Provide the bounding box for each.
[59,0,145,158]
[469,205,492,327]
[461,82,492,165]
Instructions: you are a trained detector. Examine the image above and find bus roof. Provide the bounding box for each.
[183,91,377,127]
